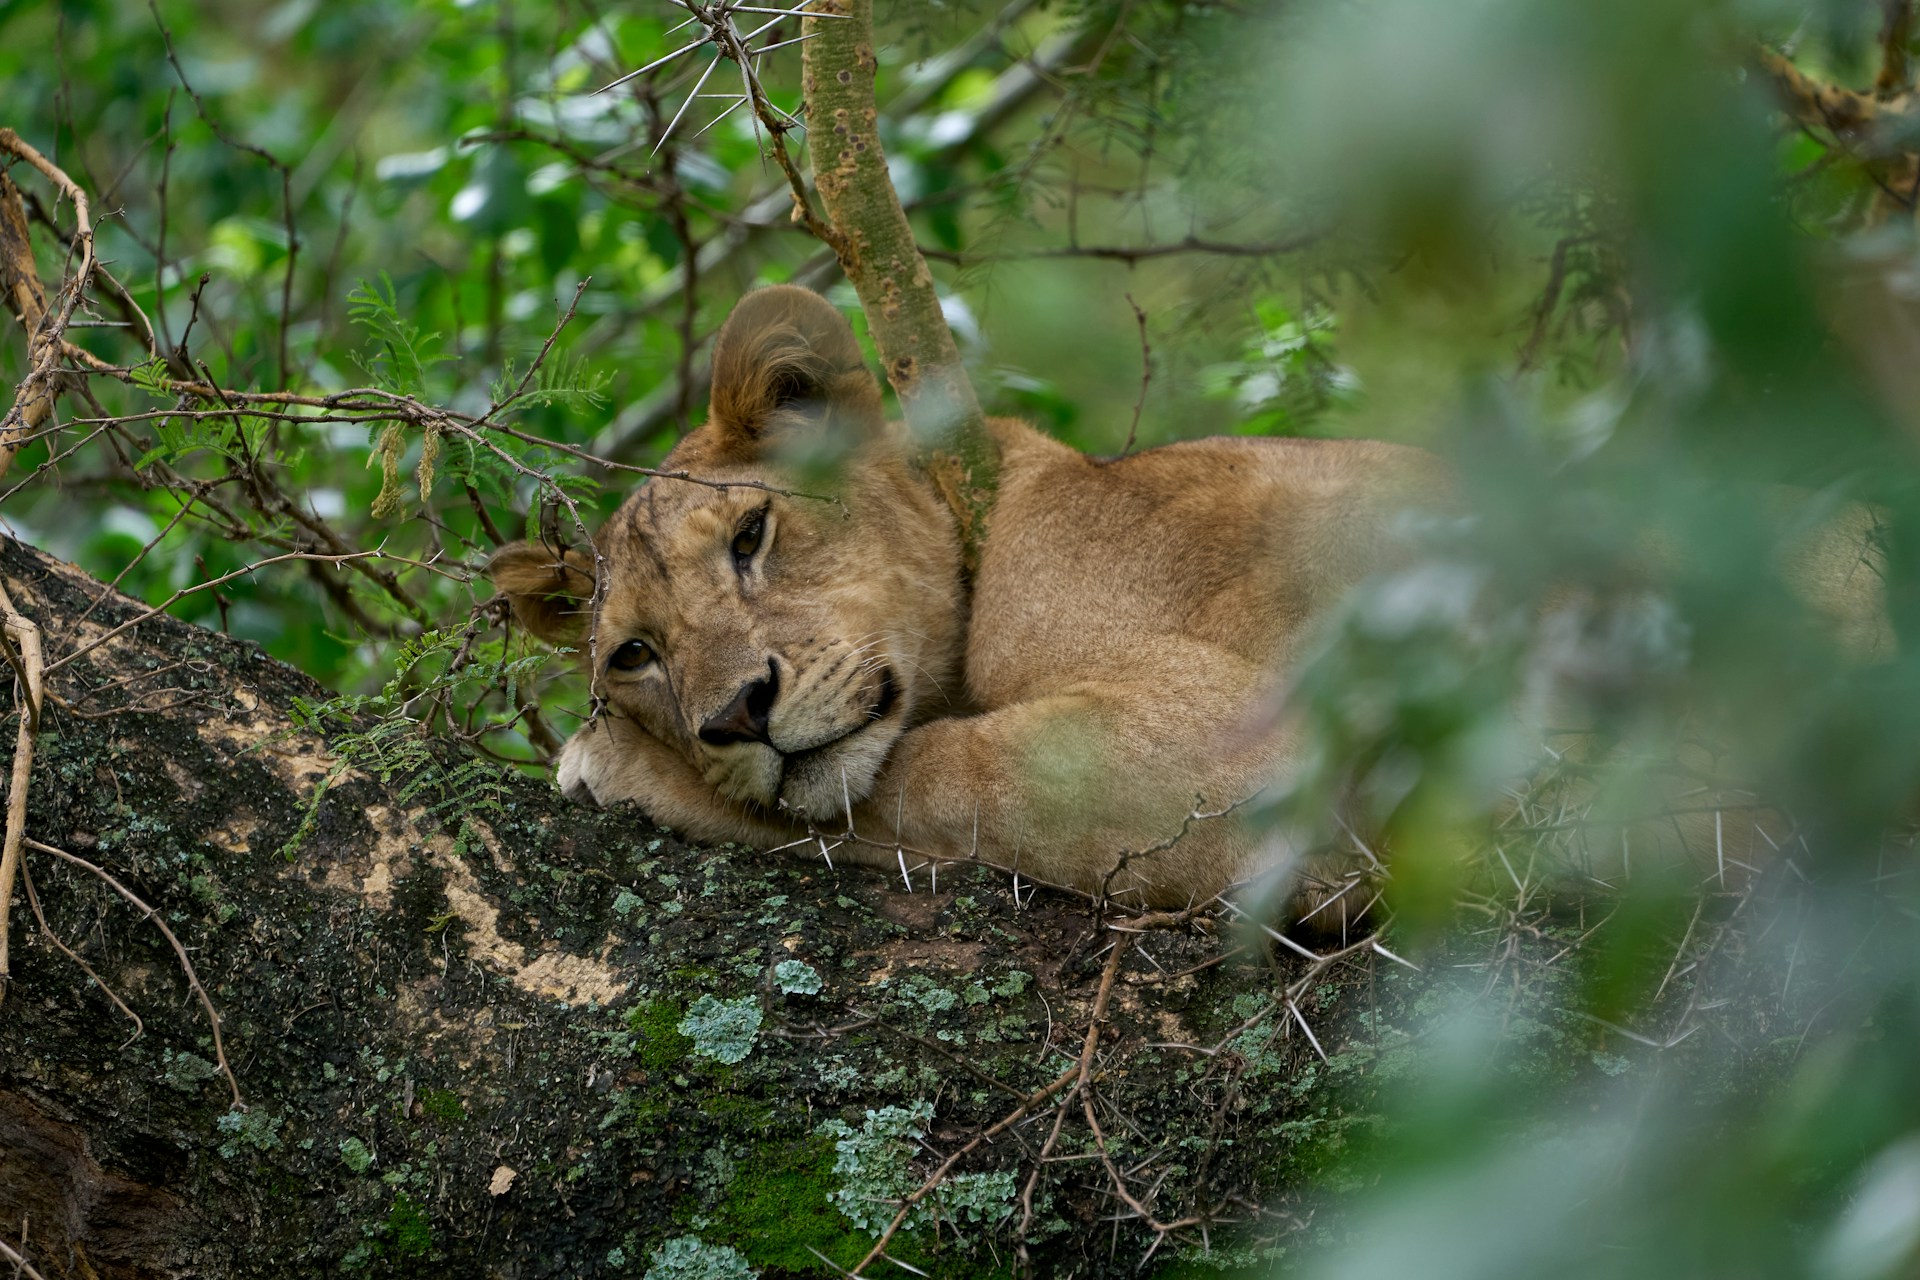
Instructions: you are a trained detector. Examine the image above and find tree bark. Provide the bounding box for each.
[802,0,998,570]
[0,541,1358,1279]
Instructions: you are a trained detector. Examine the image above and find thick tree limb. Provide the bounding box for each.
[0,540,1353,1277]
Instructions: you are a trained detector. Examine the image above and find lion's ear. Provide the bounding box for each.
[487,542,595,645]
[706,285,885,458]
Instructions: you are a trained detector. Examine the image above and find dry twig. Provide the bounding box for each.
[0,1236,50,1280]
[0,579,42,1000]
[0,127,96,479]
[29,837,242,1107]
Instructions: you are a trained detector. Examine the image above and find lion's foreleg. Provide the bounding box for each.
[557,717,802,849]
[850,676,1274,907]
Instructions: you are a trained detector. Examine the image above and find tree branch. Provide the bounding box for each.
[919,233,1321,267]
[802,0,997,569]
[0,127,96,481]
[0,579,43,1002]
[1878,0,1913,98]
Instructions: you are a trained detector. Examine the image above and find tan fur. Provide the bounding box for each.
[490,286,1885,913]
[490,285,1448,909]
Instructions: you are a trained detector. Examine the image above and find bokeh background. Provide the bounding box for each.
[4,0,1920,1275]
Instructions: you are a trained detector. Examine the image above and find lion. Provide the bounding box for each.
[487,285,1887,914]
[488,284,1448,911]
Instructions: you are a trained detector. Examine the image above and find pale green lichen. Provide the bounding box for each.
[642,1234,757,1280]
[339,1136,376,1174]
[160,1048,219,1093]
[774,959,823,995]
[215,1107,283,1158]
[817,1101,1016,1237]
[679,995,762,1065]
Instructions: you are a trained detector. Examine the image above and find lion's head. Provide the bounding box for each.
[489,286,966,821]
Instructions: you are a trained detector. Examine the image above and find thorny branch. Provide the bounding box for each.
[918,233,1323,267]
[823,881,1393,1275]
[1119,292,1149,457]
[1753,43,1920,220]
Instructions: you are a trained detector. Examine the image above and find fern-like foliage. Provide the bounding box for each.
[277,625,557,857]
[490,351,613,417]
[347,273,449,398]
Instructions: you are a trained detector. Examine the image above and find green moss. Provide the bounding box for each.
[706,1137,1016,1279]
[698,1092,775,1133]
[385,1191,432,1259]
[710,1136,891,1275]
[604,1086,673,1133]
[1149,1249,1286,1278]
[420,1087,466,1121]
[627,999,694,1073]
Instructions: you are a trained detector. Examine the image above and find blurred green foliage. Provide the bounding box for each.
[4,0,1920,1276]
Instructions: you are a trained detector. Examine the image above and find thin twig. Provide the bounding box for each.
[19,855,145,1044]
[45,549,381,675]
[0,1237,50,1280]
[919,233,1320,267]
[0,580,42,1000]
[1120,292,1149,457]
[29,837,242,1106]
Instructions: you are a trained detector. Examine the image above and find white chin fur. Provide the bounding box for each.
[779,723,898,821]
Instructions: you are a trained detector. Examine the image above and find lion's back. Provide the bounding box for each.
[966,422,1448,704]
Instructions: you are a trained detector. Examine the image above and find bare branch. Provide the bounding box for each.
[919,233,1321,267]
[0,128,96,480]
[0,579,44,1000]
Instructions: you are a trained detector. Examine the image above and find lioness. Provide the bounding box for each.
[490,285,1447,910]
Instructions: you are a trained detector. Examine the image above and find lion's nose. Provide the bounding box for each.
[698,663,778,747]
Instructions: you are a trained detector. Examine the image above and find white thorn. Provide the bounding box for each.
[652,51,724,155]
[593,36,709,95]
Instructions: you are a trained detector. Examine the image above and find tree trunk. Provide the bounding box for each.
[0,540,1358,1279]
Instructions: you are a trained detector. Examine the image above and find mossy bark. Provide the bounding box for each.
[0,540,1357,1279]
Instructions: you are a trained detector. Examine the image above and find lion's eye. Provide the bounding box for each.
[608,639,654,671]
[731,506,768,568]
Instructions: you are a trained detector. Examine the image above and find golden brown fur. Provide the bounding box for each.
[490,285,1449,909]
